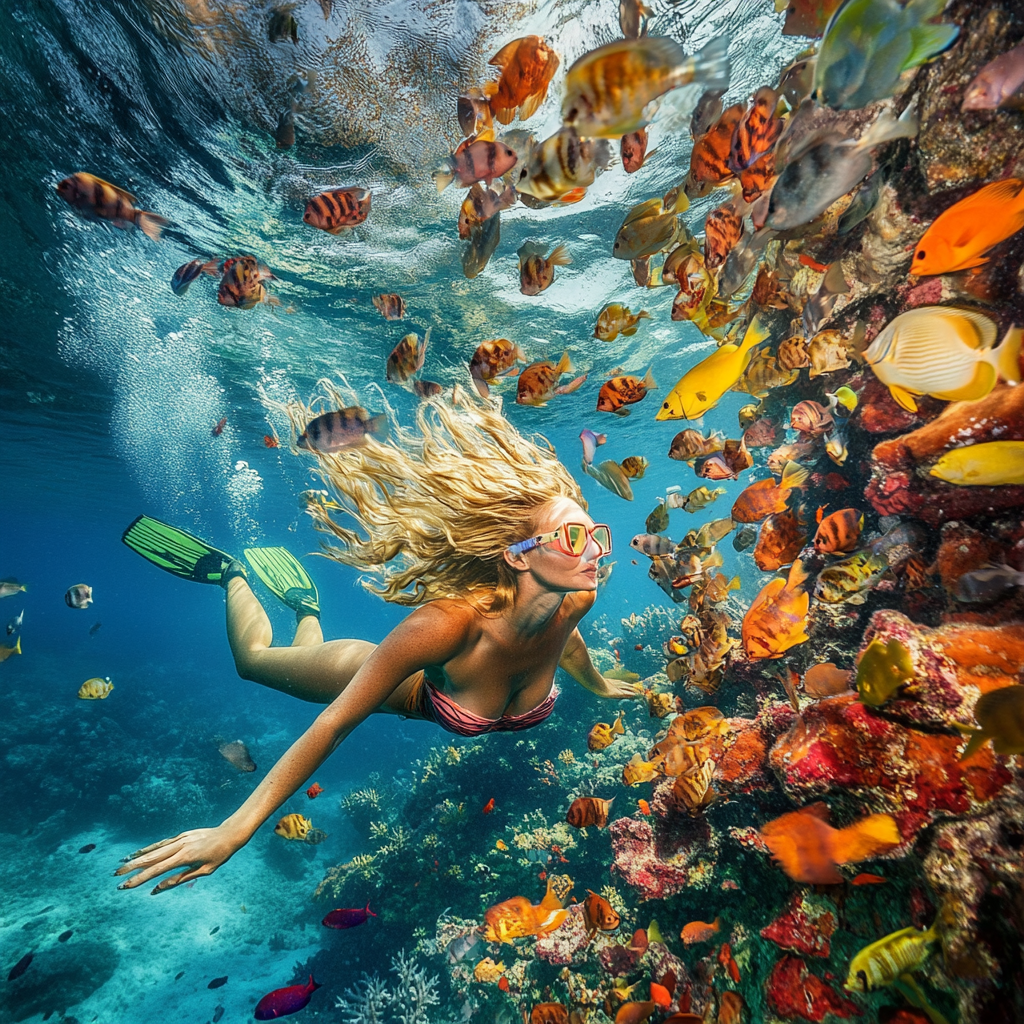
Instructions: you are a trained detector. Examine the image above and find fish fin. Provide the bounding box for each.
[993,325,1023,385]
[739,315,770,354]
[517,240,546,262]
[136,211,170,242]
[958,728,989,762]
[367,414,390,441]
[474,126,496,143]
[689,35,731,94]
[903,21,960,71]
[555,373,588,395]
[554,350,573,376]
[471,376,491,398]
[547,244,572,266]
[780,461,810,490]
[488,38,522,69]
[434,169,454,193]
[856,106,920,151]
[933,362,997,403]
[648,266,664,288]
[517,90,546,122]
[638,310,651,319]
[612,713,625,735]
[540,877,564,913]
[622,325,638,336]
[831,814,900,865]
[623,198,665,226]
[614,407,631,416]
[13,637,21,654]
[888,385,919,412]
[728,575,741,590]
[641,367,658,390]
[669,188,690,215]
[786,559,810,589]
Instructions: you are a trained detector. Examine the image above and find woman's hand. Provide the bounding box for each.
[113,824,248,894]
[599,677,646,699]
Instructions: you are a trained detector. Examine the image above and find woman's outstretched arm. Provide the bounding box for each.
[559,627,643,699]
[114,603,471,894]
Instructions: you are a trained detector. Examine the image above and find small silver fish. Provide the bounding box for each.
[218,739,257,772]
[7,610,23,635]
[447,929,481,963]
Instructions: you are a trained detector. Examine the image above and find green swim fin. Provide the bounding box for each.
[244,546,320,618]
[122,515,244,585]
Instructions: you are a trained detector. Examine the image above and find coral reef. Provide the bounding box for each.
[766,955,861,1022]
[335,951,441,1024]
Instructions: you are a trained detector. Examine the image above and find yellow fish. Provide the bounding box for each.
[956,684,1024,760]
[657,317,771,420]
[845,920,940,993]
[77,676,113,699]
[613,191,690,261]
[0,636,22,662]
[274,813,312,841]
[595,303,651,342]
[496,839,509,851]
[696,517,735,548]
[864,308,1022,413]
[622,752,662,786]
[473,957,506,983]
[929,440,1024,487]
[588,710,626,751]
[620,455,649,478]
[856,638,914,708]
[814,551,889,605]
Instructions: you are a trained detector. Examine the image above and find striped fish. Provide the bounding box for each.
[458,182,516,239]
[728,87,784,201]
[704,200,744,269]
[469,338,526,397]
[297,407,388,453]
[685,104,743,196]
[670,759,715,813]
[56,172,169,241]
[518,242,571,295]
[372,293,406,320]
[303,187,371,233]
[488,36,560,125]
[386,328,429,384]
[273,813,312,841]
[596,368,657,415]
[813,507,863,554]
[845,921,939,993]
[217,256,278,309]
[434,138,518,193]
[516,127,608,202]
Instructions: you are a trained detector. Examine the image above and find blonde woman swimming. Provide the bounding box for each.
[115,388,635,893]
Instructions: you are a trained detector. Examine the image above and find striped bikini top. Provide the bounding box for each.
[421,664,558,737]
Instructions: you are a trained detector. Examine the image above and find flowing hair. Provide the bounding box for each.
[274,382,585,613]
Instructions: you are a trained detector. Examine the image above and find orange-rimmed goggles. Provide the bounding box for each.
[507,522,612,559]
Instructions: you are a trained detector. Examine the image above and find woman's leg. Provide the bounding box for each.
[225,577,376,703]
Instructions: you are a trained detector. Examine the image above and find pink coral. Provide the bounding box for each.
[760,893,837,958]
[535,904,591,965]
[767,956,861,1021]
[609,814,712,900]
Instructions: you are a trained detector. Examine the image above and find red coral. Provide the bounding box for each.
[761,893,837,958]
[609,815,711,900]
[766,956,861,1021]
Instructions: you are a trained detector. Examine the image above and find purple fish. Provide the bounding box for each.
[962,42,1024,112]
[322,902,376,929]
[254,975,321,1020]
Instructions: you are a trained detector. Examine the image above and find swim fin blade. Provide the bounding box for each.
[244,546,320,617]
[122,515,240,585]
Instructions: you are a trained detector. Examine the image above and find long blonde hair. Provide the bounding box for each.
[276,383,585,612]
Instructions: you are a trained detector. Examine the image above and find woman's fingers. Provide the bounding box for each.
[151,863,214,894]
[120,835,181,862]
[114,837,185,878]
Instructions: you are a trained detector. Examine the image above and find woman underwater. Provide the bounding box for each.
[115,388,638,893]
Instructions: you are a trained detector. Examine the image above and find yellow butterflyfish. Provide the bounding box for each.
[656,316,771,421]
[929,440,1024,487]
[863,307,1022,413]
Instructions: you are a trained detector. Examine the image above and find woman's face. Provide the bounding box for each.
[507,496,608,593]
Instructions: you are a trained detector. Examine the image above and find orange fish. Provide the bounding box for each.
[649,983,671,1009]
[587,710,625,750]
[813,508,864,554]
[583,890,621,933]
[217,255,279,309]
[741,559,811,660]
[56,172,169,241]
[803,662,853,696]
[517,352,587,407]
[303,187,371,233]
[597,369,657,415]
[306,782,323,799]
[615,1002,656,1024]
[911,178,1024,276]
[687,104,743,193]
[703,200,744,269]
[759,802,901,884]
[212,417,227,436]
[372,293,406,320]
[531,1004,569,1024]
[488,36,560,124]
[753,509,806,572]
[498,976,510,993]
[264,433,280,448]
[518,242,572,294]
[790,400,834,436]
[483,878,568,943]
[458,182,517,239]
[728,87,783,202]
[680,917,720,945]
[637,799,651,815]
[436,138,519,192]
[851,872,887,885]
[731,462,809,523]
[718,942,741,983]
[717,991,745,1024]
[782,0,843,37]
[482,797,495,814]
[386,328,429,384]
[621,128,652,173]
[630,928,650,953]
[566,796,615,829]
[469,338,526,397]
[799,253,829,273]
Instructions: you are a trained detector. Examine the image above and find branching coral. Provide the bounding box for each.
[335,951,441,1024]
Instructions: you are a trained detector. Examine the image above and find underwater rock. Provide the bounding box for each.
[766,955,861,1021]
[926,620,1024,691]
[922,806,1024,1020]
[535,903,591,965]
[768,692,1013,841]
[713,717,771,793]
[2,940,119,1022]
[760,892,838,959]
[854,374,926,435]
[865,384,1024,525]
[609,814,715,901]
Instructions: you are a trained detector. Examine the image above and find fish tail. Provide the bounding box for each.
[136,211,170,242]
[13,636,21,655]
[540,877,563,912]
[728,575,741,590]
[992,325,1023,385]
[781,460,810,490]
[556,351,573,375]
[958,728,989,762]
[548,244,572,267]
[638,310,651,319]
[787,558,810,590]
[367,414,390,442]
[641,366,658,390]
[739,315,770,354]
[856,106,920,152]
[688,35,730,93]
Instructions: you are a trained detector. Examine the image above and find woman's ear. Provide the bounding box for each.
[503,548,529,572]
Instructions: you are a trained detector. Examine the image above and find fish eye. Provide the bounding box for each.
[915,250,925,259]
